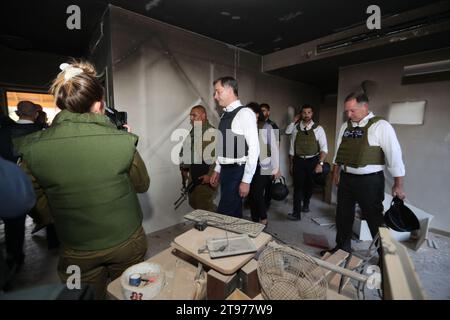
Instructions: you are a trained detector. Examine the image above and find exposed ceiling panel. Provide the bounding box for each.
[0,0,448,93]
[0,0,444,56]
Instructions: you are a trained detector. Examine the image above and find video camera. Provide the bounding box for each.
[104,106,127,131]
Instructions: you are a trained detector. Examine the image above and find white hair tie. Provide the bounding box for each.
[59,63,83,81]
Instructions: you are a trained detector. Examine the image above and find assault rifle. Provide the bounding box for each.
[174,179,198,210]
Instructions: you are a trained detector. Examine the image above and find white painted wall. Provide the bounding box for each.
[109,6,321,234]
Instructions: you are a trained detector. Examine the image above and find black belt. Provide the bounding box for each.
[294,154,319,160]
[342,171,383,177]
[221,162,246,168]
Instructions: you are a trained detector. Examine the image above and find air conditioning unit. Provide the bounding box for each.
[402,59,450,84]
[316,9,450,56]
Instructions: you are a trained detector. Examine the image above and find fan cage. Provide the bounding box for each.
[257,246,328,300]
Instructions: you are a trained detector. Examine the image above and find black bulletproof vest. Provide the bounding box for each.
[218,106,248,160]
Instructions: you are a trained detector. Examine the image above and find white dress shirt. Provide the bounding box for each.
[16,119,35,124]
[285,120,328,157]
[333,112,405,177]
[214,100,260,184]
[259,122,280,175]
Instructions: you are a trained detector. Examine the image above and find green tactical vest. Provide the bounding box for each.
[335,116,385,168]
[16,110,143,251]
[294,123,320,157]
[258,121,271,162]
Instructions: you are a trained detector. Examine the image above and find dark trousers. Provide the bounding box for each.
[249,165,270,222]
[217,165,245,218]
[293,155,318,215]
[335,171,385,251]
[264,177,272,207]
[2,215,26,264]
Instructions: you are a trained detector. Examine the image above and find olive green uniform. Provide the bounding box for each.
[16,110,150,299]
[180,122,217,212]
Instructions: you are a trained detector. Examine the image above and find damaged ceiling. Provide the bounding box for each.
[0,0,449,93]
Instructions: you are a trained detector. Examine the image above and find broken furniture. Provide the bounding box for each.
[171,226,271,275]
[320,227,427,300]
[171,225,271,300]
[379,227,427,299]
[108,210,272,300]
[260,242,379,300]
[320,249,364,299]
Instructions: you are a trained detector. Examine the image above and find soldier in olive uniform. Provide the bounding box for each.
[180,105,217,212]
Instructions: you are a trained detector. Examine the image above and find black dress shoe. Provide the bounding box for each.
[301,204,310,213]
[287,213,301,221]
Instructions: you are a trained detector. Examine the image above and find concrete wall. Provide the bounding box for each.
[317,94,338,203]
[109,6,321,233]
[336,47,450,232]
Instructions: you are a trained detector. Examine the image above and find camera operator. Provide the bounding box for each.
[14,60,150,299]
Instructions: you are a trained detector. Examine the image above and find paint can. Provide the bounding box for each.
[129,273,141,287]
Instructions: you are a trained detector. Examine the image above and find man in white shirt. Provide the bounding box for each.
[323,92,406,255]
[285,105,328,220]
[210,77,259,217]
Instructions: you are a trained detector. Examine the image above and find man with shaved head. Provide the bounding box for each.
[179,105,217,211]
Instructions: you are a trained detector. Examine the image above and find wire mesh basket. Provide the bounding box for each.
[257,245,328,300]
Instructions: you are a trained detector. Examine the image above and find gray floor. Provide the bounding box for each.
[1,191,450,300]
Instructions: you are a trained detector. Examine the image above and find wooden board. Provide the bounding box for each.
[207,269,238,300]
[328,256,363,291]
[226,289,251,300]
[239,259,261,298]
[173,226,271,275]
[313,249,349,280]
[320,250,358,299]
[107,247,198,300]
[326,289,353,300]
[379,227,427,300]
